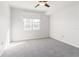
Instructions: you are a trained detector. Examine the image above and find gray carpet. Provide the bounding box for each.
[1,38,79,57]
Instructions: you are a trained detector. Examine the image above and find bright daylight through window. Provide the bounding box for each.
[23,18,40,31]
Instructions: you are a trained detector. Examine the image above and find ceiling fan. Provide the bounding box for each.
[35,1,50,8]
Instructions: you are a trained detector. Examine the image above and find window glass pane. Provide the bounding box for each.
[24,18,31,31]
[23,18,40,31]
[33,19,40,30]
[33,19,40,23]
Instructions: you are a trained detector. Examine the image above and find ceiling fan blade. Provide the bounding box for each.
[45,4,50,7]
[35,4,40,8]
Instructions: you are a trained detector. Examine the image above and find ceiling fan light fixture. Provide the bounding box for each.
[35,1,50,8]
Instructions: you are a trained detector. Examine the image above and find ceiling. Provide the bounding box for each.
[8,1,54,14]
[8,1,79,15]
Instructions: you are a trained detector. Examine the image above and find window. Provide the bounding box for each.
[23,18,40,31]
[33,19,40,30]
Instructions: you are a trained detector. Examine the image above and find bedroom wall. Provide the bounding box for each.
[11,7,50,41]
[50,1,79,48]
[0,2,10,55]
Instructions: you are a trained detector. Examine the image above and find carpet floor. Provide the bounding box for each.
[1,38,79,57]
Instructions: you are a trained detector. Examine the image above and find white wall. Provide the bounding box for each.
[50,1,79,48]
[11,7,50,42]
[0,2,10,55]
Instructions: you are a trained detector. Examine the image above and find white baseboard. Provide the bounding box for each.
[50,36,79,48]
